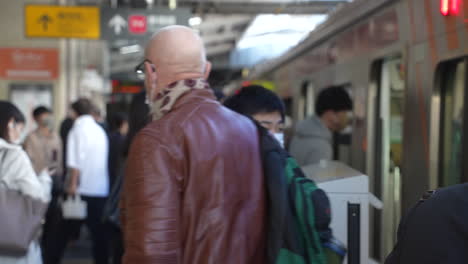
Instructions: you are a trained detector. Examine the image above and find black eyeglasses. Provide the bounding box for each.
[135,59,156,75]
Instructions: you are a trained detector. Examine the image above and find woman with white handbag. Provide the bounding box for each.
[0,101,52,264]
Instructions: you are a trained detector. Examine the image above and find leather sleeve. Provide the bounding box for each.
[122,132,182,264]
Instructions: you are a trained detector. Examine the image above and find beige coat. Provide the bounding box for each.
[23,130,63,176]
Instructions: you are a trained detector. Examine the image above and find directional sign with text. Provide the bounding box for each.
[0,48,59,80]
[101,8,191,41]
[25,5,100,39]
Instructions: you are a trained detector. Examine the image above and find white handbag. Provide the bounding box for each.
[62,195,87,220]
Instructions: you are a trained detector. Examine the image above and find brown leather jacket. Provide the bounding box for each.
[121,89,266,264]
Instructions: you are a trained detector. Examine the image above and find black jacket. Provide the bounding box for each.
[385,183,468,264]
[256,123,333,263]
[256,123,304,263]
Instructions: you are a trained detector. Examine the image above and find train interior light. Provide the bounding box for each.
[440,0,460,16]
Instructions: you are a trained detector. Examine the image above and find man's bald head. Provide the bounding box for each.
[146,26,209,82]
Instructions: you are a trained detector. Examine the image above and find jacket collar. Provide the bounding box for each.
[0,138,21,150]
[171,88,217,113]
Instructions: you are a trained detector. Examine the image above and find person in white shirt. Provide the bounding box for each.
[52,98,110,264]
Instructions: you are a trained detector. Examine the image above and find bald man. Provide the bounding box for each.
[121,26,266,264]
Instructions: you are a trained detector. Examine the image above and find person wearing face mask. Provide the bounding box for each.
[24,106,63,182]
[23,106,63,263]
[224,86,341,263]
[290,86,353,166]
[223,85,286,146]
[0,101,52,264]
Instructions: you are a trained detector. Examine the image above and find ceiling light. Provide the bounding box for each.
[120,45,141,54]
[169,0,177,10]
[189,17,203,27]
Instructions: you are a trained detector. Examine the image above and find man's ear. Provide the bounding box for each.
[203,61,212,80]
[145,62,158,99]
[144,61,156,78]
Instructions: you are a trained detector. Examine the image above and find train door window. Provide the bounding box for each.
[439,59,467,186]
[370,56,405,259]
[298,81,315,120]
[334,85,353,165]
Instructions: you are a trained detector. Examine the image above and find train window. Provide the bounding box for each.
[439,60,467,186]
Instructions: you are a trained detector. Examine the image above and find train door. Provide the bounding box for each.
[298,80,315,121]
[369,56,405,259]
[433,59,468,187]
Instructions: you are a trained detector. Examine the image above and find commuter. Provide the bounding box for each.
[121,26,265,264]
[385,184,468,264]
[122,93,150,158]
[52,98,110,264]
[0,101,52,264]
[23,106,63,263]
[223,85,285,146]
[103,92,150,264]
[59,116,74,174]
[290,86,353,166]
[107,112,128,189]
[224,85,338,263]
[24,106,62,177]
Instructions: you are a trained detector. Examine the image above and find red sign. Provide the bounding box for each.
[0,48,58,80]
[128,15,147,34]
[440,0,460,16]
[112,80,143,94]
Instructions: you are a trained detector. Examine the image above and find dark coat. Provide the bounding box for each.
[385,183,468,264]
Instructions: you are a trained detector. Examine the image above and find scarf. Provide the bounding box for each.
[150,78,210,120]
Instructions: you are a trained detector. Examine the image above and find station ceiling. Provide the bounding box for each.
[75,0,349,78]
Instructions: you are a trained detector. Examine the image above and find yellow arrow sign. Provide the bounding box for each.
[25,5,100,39]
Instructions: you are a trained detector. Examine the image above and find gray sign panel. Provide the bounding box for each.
[101,7,191,42]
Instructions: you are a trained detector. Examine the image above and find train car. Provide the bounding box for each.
[249,0,468,259]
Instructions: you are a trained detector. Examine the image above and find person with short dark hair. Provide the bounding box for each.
[24,106,62,177]
[103,92,150,264]
[224,85,286,146]
[71,98,93,117]
[290,86,353,166]
[52,98,110,264]
[0,101,52,264]
[23,106,63,263]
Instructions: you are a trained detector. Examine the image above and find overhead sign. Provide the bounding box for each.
[0,48,59,80]
[101,8,191,41]
[25,5,100,39]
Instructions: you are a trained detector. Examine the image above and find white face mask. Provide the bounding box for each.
[273,133,284,147]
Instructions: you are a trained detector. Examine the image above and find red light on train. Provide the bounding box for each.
[440,0,460,16]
